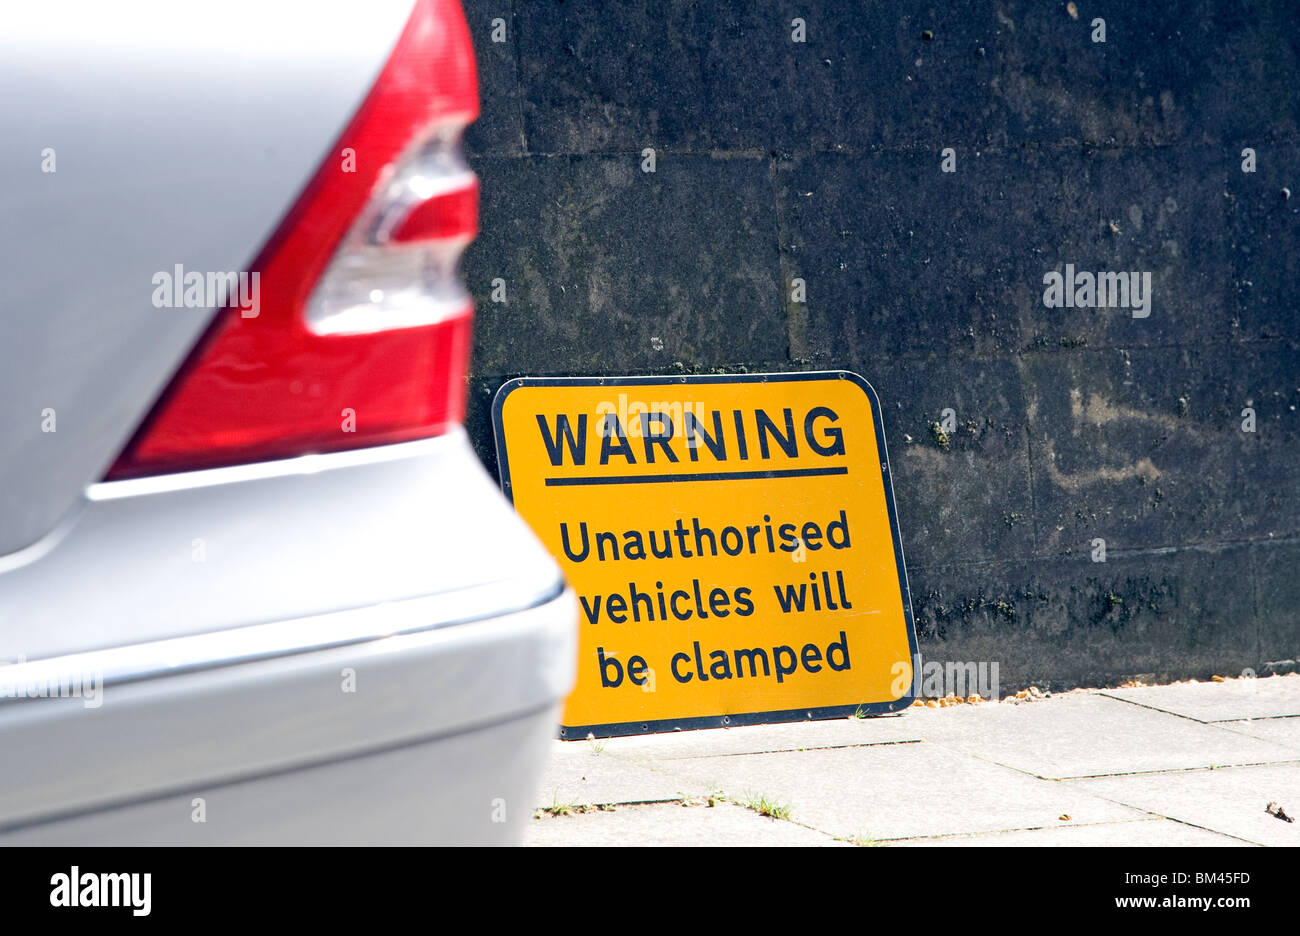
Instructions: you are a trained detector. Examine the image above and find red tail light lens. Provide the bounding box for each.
[106,0,479,480]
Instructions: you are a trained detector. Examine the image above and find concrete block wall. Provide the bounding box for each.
[458,0,1299,690]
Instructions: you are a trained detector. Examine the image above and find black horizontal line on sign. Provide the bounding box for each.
[544,466,849,486]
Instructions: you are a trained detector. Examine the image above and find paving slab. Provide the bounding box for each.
[598,715,921,762]
[906,694,1298,779]
[533,743,709,809]
[1218,716,1300,753]
[523,801,850,847]
[1071,762,1300,848]
[890,819,1252,847]
[641,741,1143,842]
[1098,675,1300,722]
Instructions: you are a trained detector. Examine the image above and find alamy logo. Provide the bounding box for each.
[1042,264,1151,318]
[152,264,260,318]
[892,653,1001,700]
[50,867,151,916]
[0,654,102,708]
[593,394,708,439]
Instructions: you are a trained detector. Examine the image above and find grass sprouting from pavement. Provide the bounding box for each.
[741,794,792,820]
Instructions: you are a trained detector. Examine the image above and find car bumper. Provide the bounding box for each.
[0,428,577,844]
[0,586,575,845]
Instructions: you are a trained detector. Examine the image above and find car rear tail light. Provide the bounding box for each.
[106,0,479,480]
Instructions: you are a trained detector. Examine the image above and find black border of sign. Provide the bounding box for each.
[492,370,919,738]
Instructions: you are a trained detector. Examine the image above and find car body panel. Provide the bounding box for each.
[0,0,576,845]
[0,431,575,843]
[0,706,565,846]
[0,429,560,661]
[0,586,573,842]
[0,0,416,556]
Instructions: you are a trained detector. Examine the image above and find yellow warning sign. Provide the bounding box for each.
[493,372,917,736]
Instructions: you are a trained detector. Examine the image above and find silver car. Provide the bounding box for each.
[0,0,575,845]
